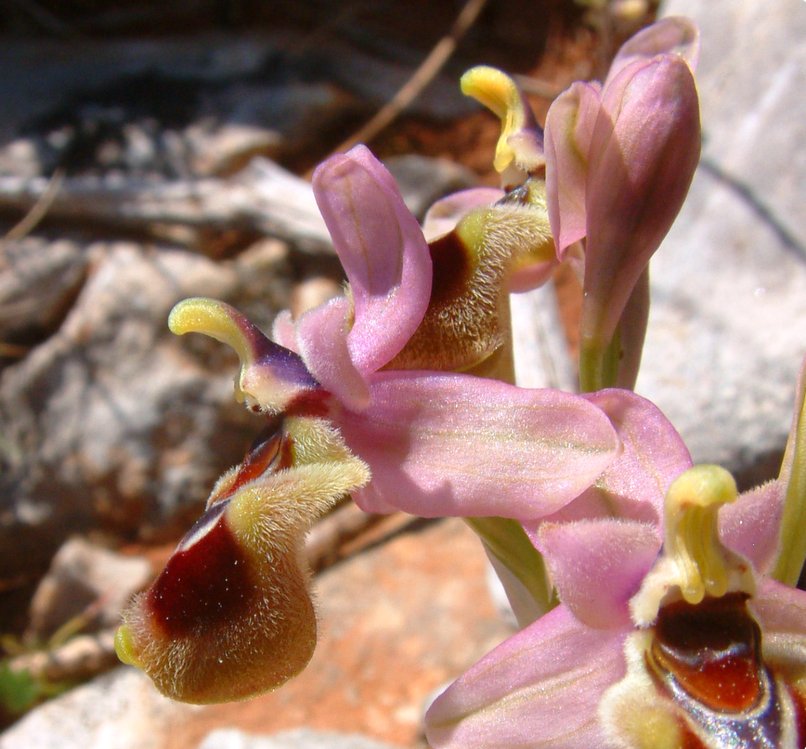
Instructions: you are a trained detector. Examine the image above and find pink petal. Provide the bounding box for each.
[339,372,618,519]
[312,145,432,375]
[508,257,558,294]
[720,480,785,575]
[544,390,691,525]
[751,577,806,637]
[544,81,602,258]
[583,389,691,520]
[271,309,299,352]
[535,519,660,629]
[425,605,626,748]
[422,187,504,242]
[582,55,700,346]
[295,297,369,411]
[606,16,700,86]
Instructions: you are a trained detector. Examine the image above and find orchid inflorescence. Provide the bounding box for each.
[116,16,806,749]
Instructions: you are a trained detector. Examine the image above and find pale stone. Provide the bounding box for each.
[0,241,290,580]
[26,537,151,641]
[0,667,193,749]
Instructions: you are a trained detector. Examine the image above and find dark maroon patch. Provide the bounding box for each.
[147,501,254,637]
[653,593,762,712]
[229,417,285,493]
[648,593,793,747]
[428,231,471,310]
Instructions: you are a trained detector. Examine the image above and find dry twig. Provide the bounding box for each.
[332,0,490,155]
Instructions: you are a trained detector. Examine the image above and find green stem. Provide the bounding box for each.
[772,382,806,585]
[578,331,621,393]
[463,297,557,617]
[465,516,557,615]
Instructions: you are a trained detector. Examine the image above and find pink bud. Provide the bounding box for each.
[581,54,700,348]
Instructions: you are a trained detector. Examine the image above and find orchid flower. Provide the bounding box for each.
[426,361,806,748]
[168,146,616,521]
[115,415,371,703]
[544,16,701,391]
[116,145,620,702]
[459,18,701,393]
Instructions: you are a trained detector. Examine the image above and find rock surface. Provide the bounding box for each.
[0,237,88,346]
[26,537,152,641]
[635,0,806,487]
[0,667,194,749]
[0,240,292,580]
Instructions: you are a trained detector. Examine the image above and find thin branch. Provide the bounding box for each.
[331,0,490,155]
[0,169,64,263]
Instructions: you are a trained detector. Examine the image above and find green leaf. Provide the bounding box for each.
[0,662,41,715]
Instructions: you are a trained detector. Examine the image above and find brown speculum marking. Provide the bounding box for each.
[652,593,762,712]
[648,593,792,748]
[147,500,254,638]
[428,230,472,312]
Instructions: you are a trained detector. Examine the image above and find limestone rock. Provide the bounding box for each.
[0,237,88,346]
[0,667,193,749]
[26,537,151,642]
[0,240,291,581]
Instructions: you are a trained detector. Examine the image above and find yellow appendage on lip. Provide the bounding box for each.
[114,624,142,668]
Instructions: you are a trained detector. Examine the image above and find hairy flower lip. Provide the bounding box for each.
[116,416,371,704]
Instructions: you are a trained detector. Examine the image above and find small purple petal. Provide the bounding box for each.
[271,309,299,352]
[295,296,370,411]
[751,577,806,637]
[720,480,785,574]
[422,187,504,242]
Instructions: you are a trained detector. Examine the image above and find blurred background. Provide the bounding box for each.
[0,1,803,748]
